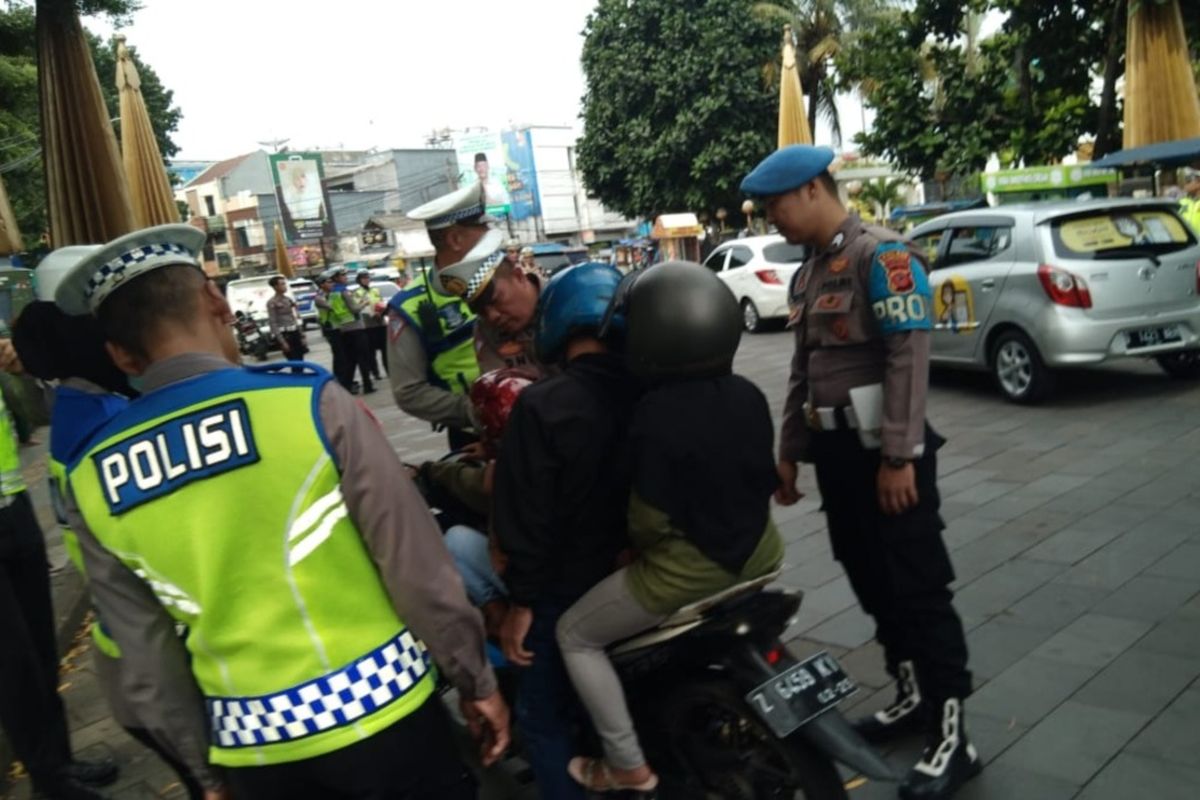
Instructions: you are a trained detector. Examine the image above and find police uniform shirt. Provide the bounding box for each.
[779,214,933,464]
[265,294,299,338]
[65,353,498,778]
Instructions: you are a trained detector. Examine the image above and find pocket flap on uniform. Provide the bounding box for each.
[811,291,853,315]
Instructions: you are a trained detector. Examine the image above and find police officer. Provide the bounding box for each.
[741,146,979,800]
[329,266,376,394]
[54,224,509,799]
[386,184,490,448]
[1180,168,1200,235]
[350,269,385,380]
[313,270,347,383]
[266,276,307,359]
[438,229,546,375]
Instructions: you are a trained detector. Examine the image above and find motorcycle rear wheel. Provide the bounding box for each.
[657,680,848,800]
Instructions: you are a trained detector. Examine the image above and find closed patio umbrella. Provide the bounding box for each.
[37,0,135,245]
[273,224,294,278]
[0,174,23,256]
[116,35,178,228]
[778,25,813,148]
[1122,0,1200,148]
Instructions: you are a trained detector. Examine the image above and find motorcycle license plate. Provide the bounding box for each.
[1125,325,1181,349]
[745,652,857,738]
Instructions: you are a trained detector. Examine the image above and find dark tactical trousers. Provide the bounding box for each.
[811,425,972,706]
[0,493,73,782]
[224,697,476,800]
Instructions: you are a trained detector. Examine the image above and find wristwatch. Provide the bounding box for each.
[883,456,910,469]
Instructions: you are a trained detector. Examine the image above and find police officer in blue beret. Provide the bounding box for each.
[742,146,979,800]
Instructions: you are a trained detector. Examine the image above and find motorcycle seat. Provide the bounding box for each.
[608,570,783,657]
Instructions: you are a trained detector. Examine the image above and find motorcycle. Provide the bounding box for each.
[599,574,894,799]
[234,310,271,362]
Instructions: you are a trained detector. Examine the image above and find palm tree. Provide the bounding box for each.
[754,0,894,146]
[857,176,907,220]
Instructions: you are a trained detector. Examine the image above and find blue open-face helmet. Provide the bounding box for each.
[534,262,626,363]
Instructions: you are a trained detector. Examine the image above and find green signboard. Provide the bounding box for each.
[981,165,1118,194]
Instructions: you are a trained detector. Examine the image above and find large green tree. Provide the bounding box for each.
[576,0,779,221]
[0,0,180,242]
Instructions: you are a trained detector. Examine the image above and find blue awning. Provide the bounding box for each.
[1089,137,1200,169]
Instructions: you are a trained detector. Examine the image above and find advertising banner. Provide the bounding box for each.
[454,129,542,222]
[270,152,337,241]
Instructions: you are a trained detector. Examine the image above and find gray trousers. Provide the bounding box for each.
[556,568,667,770]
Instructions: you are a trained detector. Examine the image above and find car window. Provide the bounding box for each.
[1049,209,1196,260]
[534,253,572,274]
[762,241,807,264]
[703,249,728,272]
[911,231,946,268]
[727,246,753,270]
[940,226,1013,268]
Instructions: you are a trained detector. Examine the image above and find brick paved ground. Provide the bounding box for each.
[5,330,1198,799]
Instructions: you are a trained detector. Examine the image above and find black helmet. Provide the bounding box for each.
[604,260,742,380]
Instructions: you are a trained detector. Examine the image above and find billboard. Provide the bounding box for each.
[270,152,337,241]
[454,130,541,222]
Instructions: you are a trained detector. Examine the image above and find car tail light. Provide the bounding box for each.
[764,646,783,666]
[754,269,782,285]
[1038,264,1092,309]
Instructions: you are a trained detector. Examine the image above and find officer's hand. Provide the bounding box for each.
[459,440,488,462]
[500,605,535,666]
[203,787,232,800]
[775,460,803,506]
[877,462,919,516]
[461,690,511,767]
[0,338,23,374]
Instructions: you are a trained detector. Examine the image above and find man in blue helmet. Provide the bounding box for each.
[486,261,639,800]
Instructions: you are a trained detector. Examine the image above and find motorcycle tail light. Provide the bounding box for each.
[755,270,782,285]
[765,647,783,666]
[1037,264,1092,309]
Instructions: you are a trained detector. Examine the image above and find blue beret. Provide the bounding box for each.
[740,145,836,198]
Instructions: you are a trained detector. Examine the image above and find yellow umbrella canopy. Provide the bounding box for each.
[1123,0,1200,148]
[778,24,814,148]
[116,35,179,228]
[37,0,135,246]
[0,174,23,256]
[273,224,295,278]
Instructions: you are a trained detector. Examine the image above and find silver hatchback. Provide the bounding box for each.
[909,199,1200,402]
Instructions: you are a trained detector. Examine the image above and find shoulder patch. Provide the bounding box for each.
[869,242,932,335]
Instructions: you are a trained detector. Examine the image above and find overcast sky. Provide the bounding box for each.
[86,0,902,162]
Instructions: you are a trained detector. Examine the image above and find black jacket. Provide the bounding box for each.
[492,353,638,607]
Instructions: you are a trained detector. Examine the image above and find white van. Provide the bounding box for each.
[225,275,285,319]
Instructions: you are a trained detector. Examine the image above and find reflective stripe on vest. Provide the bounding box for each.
[388,277,481,393]
[0,393,26,496]
[68,363,434,766]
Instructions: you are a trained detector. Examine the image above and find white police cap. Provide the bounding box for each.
[407,183,496,231]
[437,229,506,302]
[33,245,100,304]
[54,224,207,316]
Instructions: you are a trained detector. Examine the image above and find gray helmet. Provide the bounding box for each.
[610,260,742,380]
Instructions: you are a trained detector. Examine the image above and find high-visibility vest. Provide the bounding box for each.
[387,276,480,393]
[69,363,434,767]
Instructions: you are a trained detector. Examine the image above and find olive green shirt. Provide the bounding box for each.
[624,492,784,615]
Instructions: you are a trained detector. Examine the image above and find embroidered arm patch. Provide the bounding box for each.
[869,242,932,335]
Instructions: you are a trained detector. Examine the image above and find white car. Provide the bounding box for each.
[225,275,285,319]
[703,235,808,332]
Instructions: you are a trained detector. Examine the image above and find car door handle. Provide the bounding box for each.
[980,278,996,291]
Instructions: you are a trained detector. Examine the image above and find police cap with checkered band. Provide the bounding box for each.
[437,229,506,303]
[54,224,208,316]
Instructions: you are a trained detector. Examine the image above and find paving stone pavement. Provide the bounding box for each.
[4,330,1198,799]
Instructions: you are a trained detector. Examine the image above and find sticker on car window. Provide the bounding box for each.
[1057,212,1189,254]
[933,275,976,334]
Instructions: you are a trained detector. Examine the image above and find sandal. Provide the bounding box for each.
[567,756,659,793]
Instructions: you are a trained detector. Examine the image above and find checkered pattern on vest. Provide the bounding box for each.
[86,243,194,298]
[208,629,431,748]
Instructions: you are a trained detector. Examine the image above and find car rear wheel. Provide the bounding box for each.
[1156,350,1200,380]
[991,330,1054,403]
[741,299,762,333]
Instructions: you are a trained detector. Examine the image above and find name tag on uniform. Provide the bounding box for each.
[92,400,259,515]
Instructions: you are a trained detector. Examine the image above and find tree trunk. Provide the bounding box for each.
[1093,0,1126,159]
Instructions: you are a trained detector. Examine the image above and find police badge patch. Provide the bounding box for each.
[868,242,932,335]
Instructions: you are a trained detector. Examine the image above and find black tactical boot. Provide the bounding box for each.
[854,660,924,743]
[899,698,982,800]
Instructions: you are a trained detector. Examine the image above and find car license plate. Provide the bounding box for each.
[745,652,858,738]
[1126,325,1182,349]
